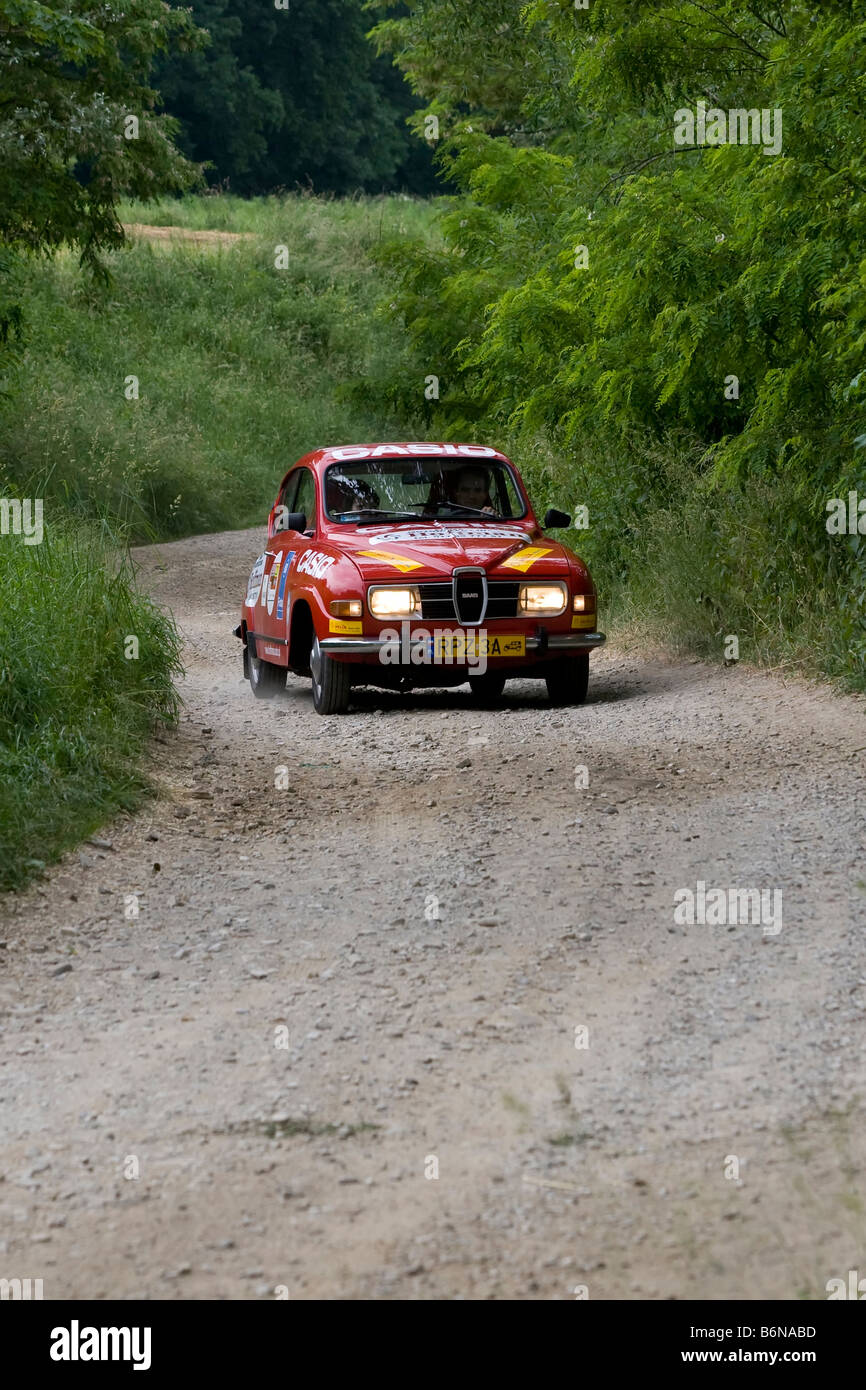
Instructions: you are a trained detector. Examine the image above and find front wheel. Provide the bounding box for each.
[310,634,352,714]
[248,638,287,700]
[545,654,589,707]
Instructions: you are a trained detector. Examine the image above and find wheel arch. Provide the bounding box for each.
[288,598,315,671]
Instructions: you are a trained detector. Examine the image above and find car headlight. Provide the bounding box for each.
[368,585,420,618]
[518,581,568,617]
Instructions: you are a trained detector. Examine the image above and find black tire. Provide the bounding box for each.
[468,671,506,704]
[248,637,287,700]
[309,633,352,714]
[545,654,589,707]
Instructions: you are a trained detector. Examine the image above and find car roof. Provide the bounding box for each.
[277,444,512,493]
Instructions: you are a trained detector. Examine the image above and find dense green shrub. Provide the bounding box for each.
[0,520,182,889]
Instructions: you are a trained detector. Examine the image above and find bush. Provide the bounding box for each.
[0,519,182,890]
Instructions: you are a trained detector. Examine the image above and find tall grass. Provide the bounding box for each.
[0,194,438,540]
[0,518,182,890]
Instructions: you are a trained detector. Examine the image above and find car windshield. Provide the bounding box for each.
[323,455,528,523]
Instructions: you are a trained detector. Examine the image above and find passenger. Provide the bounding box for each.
[348,479,380,512]
[326,476,379,514]
[326,476,353,513]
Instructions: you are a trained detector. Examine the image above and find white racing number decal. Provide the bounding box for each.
[296,550,336,580]
[246,553,267,607]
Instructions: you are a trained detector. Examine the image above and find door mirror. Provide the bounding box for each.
[544,507,571,529]
[271,506,307,537]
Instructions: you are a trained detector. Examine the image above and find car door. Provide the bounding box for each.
[259,467,317,645]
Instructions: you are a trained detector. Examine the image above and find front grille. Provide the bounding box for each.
[419,580,520,621]
[454,571,485,625]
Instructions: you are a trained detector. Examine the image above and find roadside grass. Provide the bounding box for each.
[493,428,866,693]
[0,519,182,891]
[0,193,438,541]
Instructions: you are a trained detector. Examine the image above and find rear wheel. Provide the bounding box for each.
[310,634,352,714]
[546,654,589,707]
[248,637,286,700]
[468,671,506,705]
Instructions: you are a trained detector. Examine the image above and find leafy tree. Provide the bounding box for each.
[152,1,283,190]
[371,1,865,472]
[154,0,438,194]
[0,0,203,364]
[0,0,202,260]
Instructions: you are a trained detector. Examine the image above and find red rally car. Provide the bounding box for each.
[235,443,606,714]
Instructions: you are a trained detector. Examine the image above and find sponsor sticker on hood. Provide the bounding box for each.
[356,548,424,572]
[499,546,553,572]
[363,526,530,545]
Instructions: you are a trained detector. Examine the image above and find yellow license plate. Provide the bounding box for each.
[433,632,525,659]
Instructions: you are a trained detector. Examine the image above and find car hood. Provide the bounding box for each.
[332,522,574,579]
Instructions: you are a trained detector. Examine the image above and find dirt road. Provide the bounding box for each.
[2,528,864,1300]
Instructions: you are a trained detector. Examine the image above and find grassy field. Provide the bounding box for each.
[0,194,438,540]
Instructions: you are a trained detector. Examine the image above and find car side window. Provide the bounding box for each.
[271,472,298,534]
[279,472,299,513]
[293,469,317,531]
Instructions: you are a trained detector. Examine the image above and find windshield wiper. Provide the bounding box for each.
[433,501,503,519]
[348,509,424,527]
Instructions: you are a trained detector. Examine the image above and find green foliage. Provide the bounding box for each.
[0,194,436,539]
[362,0,866,687]
[0,518,182,890]
[0,0,203,261]
[154,0,438,195]
[0,0,204,377]
[366,0,547,136]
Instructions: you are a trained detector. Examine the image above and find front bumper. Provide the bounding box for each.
[319,631,607,656]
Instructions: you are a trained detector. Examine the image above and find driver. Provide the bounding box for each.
[448,464,495,514]
[424,464,496,515]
